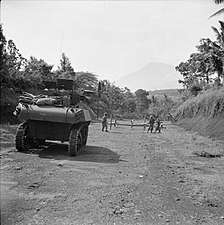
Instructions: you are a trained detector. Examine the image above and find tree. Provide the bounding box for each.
[24,56,54,82]
[6,40,27,72]
[211,21,224,84]
[116,87,136,114]
[97,81,127,126]
[0,24,8,85]
[123,87,134,99]
[176,32,224,88]
[135,89,150,114]
[196,39,216,84]
[126,99,137,113]
[209,1,224,83]
[56,53,76,79]
[1,38,27,84]
[211,21,224,48]
[175,54,204,88]
[210,0,224,18]
[103,83,125,112]
[149,94,175,117]
[0,24,28,89]
[75,72,98,90]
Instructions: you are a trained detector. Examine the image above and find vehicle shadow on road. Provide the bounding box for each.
[34,143,124,164]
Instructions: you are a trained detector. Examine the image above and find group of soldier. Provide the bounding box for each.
[144,115,162,133]
[101,112,164,134]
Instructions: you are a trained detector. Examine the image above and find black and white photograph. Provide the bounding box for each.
[1,0,224,224]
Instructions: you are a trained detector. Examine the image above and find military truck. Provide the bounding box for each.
[13,79,96,156]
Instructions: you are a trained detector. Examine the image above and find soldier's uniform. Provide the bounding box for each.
[155,118,162,133]
[102,113,108,132]
[147,116,155,133]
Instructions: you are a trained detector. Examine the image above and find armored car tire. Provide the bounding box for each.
[15,123,36,151]
[68,128,82,156]
[68,123,89,156]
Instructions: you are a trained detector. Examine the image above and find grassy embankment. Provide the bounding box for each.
[174,87,224,140]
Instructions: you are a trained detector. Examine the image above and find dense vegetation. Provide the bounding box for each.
[172,0,224,140]
[175,21,224,95]
[0,1,223,125]
[0,24,176,123]
[174,12,224,121]
[175,0,224,98]
[174,87,224,120]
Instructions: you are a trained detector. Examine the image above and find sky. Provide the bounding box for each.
[1,0,223,82]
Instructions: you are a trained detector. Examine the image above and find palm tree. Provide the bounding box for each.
[214,0,224,3]
[211,21,224,48]
[210,0,224,18]
[211,21,224,84]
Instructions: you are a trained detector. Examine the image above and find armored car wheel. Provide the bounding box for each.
[15,123,35,151]
[68,124,89,156]
[68,128,83,156]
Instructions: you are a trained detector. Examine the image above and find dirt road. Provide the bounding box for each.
[1,121,224,225]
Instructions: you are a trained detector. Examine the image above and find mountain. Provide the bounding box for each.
[115,62,182,92]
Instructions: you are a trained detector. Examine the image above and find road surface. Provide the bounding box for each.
[1,121,224,225]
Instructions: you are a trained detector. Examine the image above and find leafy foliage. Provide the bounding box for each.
[210,0,224,18]
[56,53,76,80]
[23,56,54,86]
[75,72,98,90]
[135,89,150,114]
[0,23,179,123]
[176,22,224,91]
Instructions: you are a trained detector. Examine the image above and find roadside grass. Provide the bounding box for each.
[174,87,224,119]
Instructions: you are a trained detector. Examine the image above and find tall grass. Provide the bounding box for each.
[174,87,224,120]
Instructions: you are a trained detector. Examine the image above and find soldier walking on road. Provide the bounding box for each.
[147,115,155,133]
[102,113,108,132]
[155,117,162,133]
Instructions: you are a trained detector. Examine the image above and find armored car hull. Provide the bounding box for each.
[14,79,96,156]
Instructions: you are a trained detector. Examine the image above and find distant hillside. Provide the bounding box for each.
[115,62,182,92]
[148,89,181,98]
